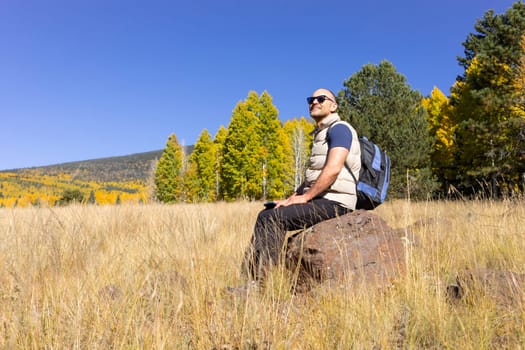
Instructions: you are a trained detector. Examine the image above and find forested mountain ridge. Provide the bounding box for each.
[21,150,163,182]
[0,147,194,207]
[1,146,193,182]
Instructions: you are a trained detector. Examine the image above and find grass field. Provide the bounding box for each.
[0,199,523,349]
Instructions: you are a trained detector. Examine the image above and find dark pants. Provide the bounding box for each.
[242,198,350,281]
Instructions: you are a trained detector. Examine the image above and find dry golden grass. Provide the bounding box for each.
[0,199,523,349]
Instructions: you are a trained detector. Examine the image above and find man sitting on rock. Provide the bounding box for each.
[242,88,361,282]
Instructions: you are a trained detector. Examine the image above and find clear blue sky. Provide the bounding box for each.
[0,0,517,170]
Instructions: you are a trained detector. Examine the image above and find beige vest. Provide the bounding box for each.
[304,113,361,209]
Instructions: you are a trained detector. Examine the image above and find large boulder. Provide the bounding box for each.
[285,210,406,292]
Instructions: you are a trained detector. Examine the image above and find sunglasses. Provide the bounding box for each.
[306,95,334,105]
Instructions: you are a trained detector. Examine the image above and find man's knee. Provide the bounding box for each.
[255,208,283,229]
[257,207,279,220]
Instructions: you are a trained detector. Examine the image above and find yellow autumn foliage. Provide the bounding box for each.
[422,87,456,169]
[0,171,149,207]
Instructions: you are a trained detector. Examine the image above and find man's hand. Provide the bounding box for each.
[274,193,308,208]
[275,146,349,208]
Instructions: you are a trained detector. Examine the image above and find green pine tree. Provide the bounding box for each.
[221,94,261,200]
[186,129,217,202]
[88,190,97,205]
[56,189,85,206]
[451,2,525,196]
[154,133,184,203]
[221,91,288,200]
[252,91,289,199]
[338,60,436,200]
[213,126,228,200]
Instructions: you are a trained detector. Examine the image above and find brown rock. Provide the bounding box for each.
[285,210,406,292]
[447,268,525,307]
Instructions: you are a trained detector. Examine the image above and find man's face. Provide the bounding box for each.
[308,89,337,121]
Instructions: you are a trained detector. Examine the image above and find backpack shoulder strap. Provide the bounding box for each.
[326,120,359,184]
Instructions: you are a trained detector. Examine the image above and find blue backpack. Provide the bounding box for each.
[328,122,391,210]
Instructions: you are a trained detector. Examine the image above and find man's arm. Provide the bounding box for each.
[276,146,349,207]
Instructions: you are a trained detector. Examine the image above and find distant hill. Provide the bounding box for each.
[1,146,194,183]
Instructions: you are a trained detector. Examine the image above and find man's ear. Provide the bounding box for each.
[330,103,338,113]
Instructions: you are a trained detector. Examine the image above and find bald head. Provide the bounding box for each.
[308,88,338,122]
[313,88,337,103]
